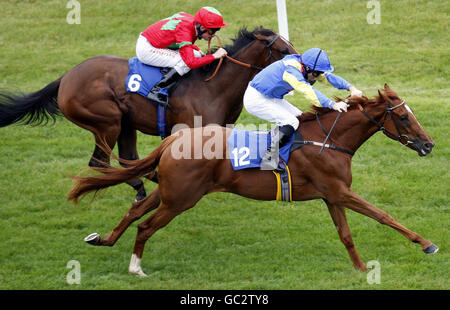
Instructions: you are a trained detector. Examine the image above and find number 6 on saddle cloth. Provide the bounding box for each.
[126,57,169,138]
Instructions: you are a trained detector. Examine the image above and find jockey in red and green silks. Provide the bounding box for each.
[136,7,228,104]
[243,48,363,170]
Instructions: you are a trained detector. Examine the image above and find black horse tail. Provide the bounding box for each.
[0,77,63,127]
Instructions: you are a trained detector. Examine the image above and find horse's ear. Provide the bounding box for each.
[254,32,277,43]
[384,83,391,91]
[378,89,387,102]
[253,34,266,41]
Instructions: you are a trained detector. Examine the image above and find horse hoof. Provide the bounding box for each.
[135,190,147,202]
[423,243,439,255]
[84,233,101,246]
[129,268,148,277]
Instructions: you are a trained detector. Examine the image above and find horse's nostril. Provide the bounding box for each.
[423,142,434,152]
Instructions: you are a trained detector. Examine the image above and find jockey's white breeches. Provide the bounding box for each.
[135,34,203,76]
[243,85,302,130]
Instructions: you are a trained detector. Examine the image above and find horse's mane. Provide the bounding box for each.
[298,93,387,123]
[198,26,276,75]
[224,26,276,56]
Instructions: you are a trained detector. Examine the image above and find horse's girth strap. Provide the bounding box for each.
[272,164,292,202]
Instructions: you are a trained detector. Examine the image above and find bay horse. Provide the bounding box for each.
[68,84,437,276]
[0,27,297,200]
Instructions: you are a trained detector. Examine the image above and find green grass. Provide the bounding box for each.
[0,0,448,290]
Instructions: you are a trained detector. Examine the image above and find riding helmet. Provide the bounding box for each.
[194,7,228,29]
[301,48,334,72]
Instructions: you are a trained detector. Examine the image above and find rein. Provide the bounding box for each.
[292,106,355,156]
[204,34,279,82]
[291,139,355,156]
[295,98,412,156]
[318,112,342,155]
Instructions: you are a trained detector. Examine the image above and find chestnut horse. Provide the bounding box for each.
[0,27,297,200]
[68,84,438,276]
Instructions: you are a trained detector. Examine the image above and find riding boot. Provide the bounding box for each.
[147,68,181,106]
[157,68,181,88]
[260,125,295,171]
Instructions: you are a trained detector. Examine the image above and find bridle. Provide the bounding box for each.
[358,99,413,146]
[263,34,281,63]
[300,97,413,157]
[204,34,287,81]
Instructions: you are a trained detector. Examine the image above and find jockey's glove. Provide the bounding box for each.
[332,101,350,112]
[213,48,228,59]
[349,86,363,97]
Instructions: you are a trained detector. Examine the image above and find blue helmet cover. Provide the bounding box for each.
[301,48,334,72]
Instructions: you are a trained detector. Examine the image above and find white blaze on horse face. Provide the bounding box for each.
[402,102,430,142]
[405,104,414,117]
[404,103,422,127]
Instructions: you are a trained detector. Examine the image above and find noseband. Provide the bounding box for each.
[358,99,413,146]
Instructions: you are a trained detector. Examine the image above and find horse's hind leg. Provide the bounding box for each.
[89,144,111,168]
[88,124,121,169]
[85,188,161,247]
[117,126,147,201]
[336,189,438,254]
[324,200,367,271]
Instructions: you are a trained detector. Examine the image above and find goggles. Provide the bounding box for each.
[312,71,324,77]
[207,28,220,35]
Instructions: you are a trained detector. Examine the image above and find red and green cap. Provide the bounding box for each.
[194,6,228,29]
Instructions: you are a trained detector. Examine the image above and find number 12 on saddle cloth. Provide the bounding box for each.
[228,128,293,202]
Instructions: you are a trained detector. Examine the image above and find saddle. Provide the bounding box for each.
[227,128,351,202]
[125,57,171,138]
[227,128,307,202]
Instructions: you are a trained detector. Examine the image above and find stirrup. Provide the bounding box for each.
[274,159,286,173]
[147,90,168,106]
[274,165,285,173]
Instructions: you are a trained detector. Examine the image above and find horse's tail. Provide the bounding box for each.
[68,135,176,204]
[0,77,63,127]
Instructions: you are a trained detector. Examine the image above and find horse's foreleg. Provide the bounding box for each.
[85,188,161,247]
[129,203,181,277]
[324,200,367,271]
[336,189,438,254]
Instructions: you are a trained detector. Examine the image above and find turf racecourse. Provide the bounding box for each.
[0,0,448,290]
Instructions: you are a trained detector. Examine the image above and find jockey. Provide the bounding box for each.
[136,7,228,104]
[243,47,363,170]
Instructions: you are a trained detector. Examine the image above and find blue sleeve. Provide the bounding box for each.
[322,72,352,90]
[312,86,334,108]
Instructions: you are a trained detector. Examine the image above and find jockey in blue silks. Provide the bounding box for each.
[243,47,363,170]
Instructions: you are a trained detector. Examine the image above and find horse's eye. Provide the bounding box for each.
[280,48,290,55]
[399,114,409,122]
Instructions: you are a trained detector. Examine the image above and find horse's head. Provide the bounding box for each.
[374,84,434,156]
[224,27,298,69]
[252,27,299,64]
